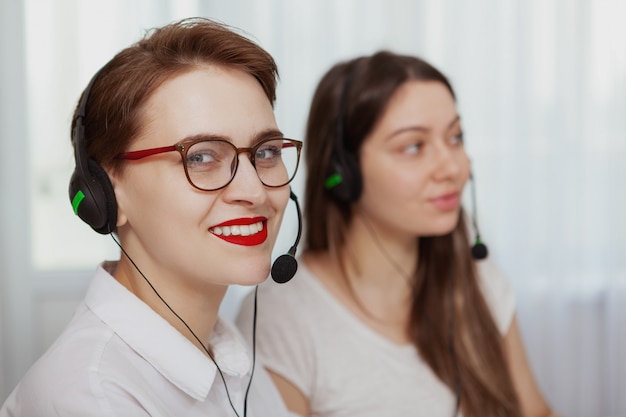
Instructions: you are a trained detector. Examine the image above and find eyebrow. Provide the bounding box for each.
[177,128,284,145]
[387,115,461,139]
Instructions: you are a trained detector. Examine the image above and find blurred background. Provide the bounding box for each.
[1,1,624,416]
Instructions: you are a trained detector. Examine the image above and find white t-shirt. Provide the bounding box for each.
[236,257,515,417]
[0,261,291,417]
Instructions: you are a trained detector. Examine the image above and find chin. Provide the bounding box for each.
[237,273,271,287]
[231,259,272,286]
[421,216,460,237]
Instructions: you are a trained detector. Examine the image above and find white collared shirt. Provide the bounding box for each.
[0,262,291,417]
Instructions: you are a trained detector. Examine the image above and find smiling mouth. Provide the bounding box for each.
[209,219,268,246]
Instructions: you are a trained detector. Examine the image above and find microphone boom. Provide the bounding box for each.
[270,190,302,283]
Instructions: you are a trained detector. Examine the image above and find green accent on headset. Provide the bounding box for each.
[324,173,343,189]
[72,190,86,215]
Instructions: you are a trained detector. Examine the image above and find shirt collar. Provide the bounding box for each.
[84,261,252,400]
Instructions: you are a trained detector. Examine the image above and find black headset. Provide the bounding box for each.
[68,68,305,279]
[68,69,118,235]
[323,64,488,260]
[324,63,363,204]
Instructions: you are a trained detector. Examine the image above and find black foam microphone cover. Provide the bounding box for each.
[270,190,302,284]
[469,171,488,260]
[271,254,298,283]
[471,241,488,260]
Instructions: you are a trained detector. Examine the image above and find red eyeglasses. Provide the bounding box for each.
[117,137,302,191]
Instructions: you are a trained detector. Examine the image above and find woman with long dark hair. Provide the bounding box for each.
[238,51,560,417]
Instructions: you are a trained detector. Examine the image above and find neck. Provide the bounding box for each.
[327,213,418,340]
[342,212,418,290]
[113,255,226,354]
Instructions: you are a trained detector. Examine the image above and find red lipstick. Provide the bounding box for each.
[210,217,268,246]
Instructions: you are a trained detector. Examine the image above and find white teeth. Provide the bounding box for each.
[211,221,263,236]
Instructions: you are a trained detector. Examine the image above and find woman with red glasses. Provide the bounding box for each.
[0,18,300,417]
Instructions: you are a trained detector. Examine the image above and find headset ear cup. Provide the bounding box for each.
[326,152,362,204]
[325,62,363,204]
[68,160,117,234]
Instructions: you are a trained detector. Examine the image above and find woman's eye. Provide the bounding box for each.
[187,151,215,164]
[450,132,464,145]
[403,143,422,155]
[256,146,280,161]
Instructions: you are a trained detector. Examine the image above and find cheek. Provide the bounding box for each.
[359,163,428,220]
[117,166,208,229]
[361,158,428,197]
[268,188,291,231]
[458,153,471,185]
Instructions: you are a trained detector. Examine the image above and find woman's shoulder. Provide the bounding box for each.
[476,257,513,297]
[237,252,338,326]
[0,303,118,415]
[260,252,332,299]
[475,257,516,334]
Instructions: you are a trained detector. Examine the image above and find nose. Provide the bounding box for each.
[223,153,267,204]
[432,142,463,181]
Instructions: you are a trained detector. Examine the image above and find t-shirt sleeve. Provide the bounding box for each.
[476,258,516,335]
[235,280,316,398]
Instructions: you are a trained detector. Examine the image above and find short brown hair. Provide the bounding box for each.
[72,17,278,173]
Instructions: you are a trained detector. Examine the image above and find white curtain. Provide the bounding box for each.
[1,1,624,416]
[460,2,626,416]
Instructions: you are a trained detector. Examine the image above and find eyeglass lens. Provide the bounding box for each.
[185,139,299,190]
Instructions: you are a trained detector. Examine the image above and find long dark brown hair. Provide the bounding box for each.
[304,51,521,417]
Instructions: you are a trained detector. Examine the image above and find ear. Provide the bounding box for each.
[105,167,129,228]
